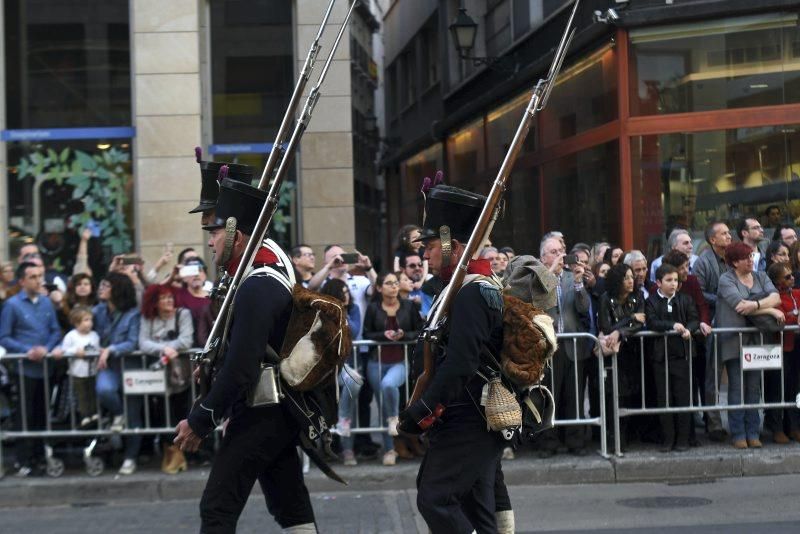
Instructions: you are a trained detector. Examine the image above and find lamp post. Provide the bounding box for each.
[448,6,516,73]
[449,8,478,58]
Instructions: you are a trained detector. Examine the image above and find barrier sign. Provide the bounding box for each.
[123,370,166,394]
[741,345,782,370]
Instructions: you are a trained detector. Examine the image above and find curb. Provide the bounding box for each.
[2,444,800,508]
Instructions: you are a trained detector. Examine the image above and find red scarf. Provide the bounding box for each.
[440,258,493,283]
[226,247,278,274]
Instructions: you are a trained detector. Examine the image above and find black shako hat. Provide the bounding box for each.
[189,147,255,214]
[202,179,266,236]
[416,185,486,243]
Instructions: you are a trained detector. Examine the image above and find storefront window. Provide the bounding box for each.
[631,125,800,255]
[8,141,133,274]
[485,91,537,169]
[539,142,620,245]
[4,0,132,271]
[630,13,800,116]
[211,0,293,145]
[210,0,296,245]
[539,44,617,147]
[446,118,485,187]
[4,0,131,128]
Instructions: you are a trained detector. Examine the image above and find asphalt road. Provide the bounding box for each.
[4,474,800,533]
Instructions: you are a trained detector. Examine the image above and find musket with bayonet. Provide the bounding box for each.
[409,0,581,404]
[196,0,360,398]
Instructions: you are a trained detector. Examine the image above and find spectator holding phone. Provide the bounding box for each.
[93,272,141,474]
[144,243,175,284]
[109,254,147,304]
[173,258,212,346]
[362,272,423,466]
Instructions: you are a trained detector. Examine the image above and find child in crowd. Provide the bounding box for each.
[645,264,699,453]
[61,306,101,427]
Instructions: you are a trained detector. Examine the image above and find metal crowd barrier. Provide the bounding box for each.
[609,325,800,457]
[7,325,790,474]
[348,335,609,458]
[0,350,200,477]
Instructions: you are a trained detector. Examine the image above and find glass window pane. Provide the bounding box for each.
[398,143,444,225]
[539,44,617,147]
[446,118,486,188]
[3,0,131,128]
[630,14,800,115]
[631,126,800,255]
[485,91,536,169]
[540,142,620,245]
[8,141,134,273]
[211,0,294,144]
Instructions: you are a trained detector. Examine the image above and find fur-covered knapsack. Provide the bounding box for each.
[468,272,558,440]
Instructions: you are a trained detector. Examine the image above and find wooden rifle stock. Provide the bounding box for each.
[409,340,434,404]
[408,0,580,405]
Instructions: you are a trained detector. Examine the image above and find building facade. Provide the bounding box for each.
[382,0,800,259]
[0,0,381,273]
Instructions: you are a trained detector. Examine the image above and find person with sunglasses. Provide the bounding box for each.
[765,262,800,444]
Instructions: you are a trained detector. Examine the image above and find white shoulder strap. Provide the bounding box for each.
[245,239,296,294]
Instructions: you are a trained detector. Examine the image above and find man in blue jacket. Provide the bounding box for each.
[0,262,63,476]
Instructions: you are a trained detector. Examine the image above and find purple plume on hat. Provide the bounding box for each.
[433,170,444,186]
[195,146,202,163]
[421,176,432,194]
[217,164,229,182]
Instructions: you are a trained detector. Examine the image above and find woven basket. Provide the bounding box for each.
[485,377,522,431]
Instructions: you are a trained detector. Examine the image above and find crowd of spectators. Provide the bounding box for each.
[2,207,800,478]
[0,240,213,477]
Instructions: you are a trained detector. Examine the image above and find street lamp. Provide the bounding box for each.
[448,6,516,73]
[449,8,478,58]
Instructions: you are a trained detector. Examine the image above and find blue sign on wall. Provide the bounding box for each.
[208,143,276,155]
[0,126,136,141]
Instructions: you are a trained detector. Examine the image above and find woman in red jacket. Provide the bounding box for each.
[766,262,800,443]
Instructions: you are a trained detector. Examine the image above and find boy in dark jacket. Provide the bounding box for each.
[645,264,699,452]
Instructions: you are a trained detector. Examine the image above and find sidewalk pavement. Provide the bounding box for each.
[3,437,800,508]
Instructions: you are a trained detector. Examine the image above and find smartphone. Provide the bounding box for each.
[340,253,359,264]
[179,264,201,278]
[564,254,579,265]
[86,220,102,238]
[120,255,143,265]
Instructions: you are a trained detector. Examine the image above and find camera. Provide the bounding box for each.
[179,264,201,278]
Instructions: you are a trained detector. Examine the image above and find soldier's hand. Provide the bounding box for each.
[174,419,202,452]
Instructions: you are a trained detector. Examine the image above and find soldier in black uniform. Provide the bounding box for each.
[174,178,316,533]
[399,185,506,534]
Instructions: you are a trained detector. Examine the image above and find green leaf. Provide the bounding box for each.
[59,148,70,162]
[75,151,98,171]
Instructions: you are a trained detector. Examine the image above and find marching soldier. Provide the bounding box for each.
[174,177,317,533]
[399,184,507,534]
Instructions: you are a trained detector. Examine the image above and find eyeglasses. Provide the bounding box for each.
[406,263,422,268]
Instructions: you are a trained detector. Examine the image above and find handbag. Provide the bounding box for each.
[165,309,192,394]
